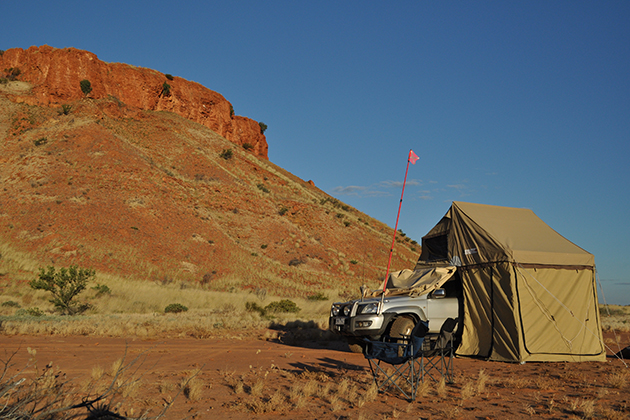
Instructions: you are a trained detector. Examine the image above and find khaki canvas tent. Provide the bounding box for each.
[415,201,605,362]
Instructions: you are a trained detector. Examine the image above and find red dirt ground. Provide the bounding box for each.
[1,331,628,420]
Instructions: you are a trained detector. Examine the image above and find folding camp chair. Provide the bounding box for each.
[418,317,457,384]
[363,320,429,401]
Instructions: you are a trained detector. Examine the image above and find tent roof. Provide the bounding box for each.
[427,202,594,267]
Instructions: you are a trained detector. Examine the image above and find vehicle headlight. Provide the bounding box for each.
[331,305,340,316]
[343,305,351,316]
[359,303,379,314]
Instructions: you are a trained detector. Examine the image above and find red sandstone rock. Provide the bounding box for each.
[0,45,268,159]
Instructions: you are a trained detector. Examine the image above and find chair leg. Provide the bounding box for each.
[367,359,417,401]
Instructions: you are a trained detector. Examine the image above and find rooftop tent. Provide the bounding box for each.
[415,201,604,362]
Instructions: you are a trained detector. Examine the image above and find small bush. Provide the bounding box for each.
[0,77,8,85]
[288,258,304,267]
[265,299,301,314]
[80,79,92,97]
[164,303,188,313]
[59,104,72,115]
[201,271,216,285]
[243,143,253,150]
[30,265,94,315]
[1,301,20,308]
[219,149,233,160]
[278,206,288,216]
[246,301,266,316]
[16,307,44,317]
[230,105,234,117]
[92,283,111,296]
[306,293,328,302]
[259,122,268,134]
[161,82,171,97]
[34,137,48,146]
[165,73,174,80]
[257,183,270,193]
[4,67,21,81]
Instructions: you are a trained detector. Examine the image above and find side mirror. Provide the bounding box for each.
[431,288,446,299]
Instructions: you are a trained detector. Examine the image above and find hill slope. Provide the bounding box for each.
[0,47,419,297]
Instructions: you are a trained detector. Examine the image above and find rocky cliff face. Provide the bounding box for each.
[0,46,420,297]
[0,45,268,159]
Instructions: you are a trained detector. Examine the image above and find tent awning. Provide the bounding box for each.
[367,266,457,298]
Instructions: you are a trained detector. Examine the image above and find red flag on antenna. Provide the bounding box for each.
[409,149,419,164]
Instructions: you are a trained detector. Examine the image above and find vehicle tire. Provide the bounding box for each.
[346,338,365,354]
[389,316,415,339]
[389,317,415,357]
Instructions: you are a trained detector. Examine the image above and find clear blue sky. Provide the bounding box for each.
[4,1,629,304]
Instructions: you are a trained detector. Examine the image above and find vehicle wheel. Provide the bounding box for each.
[346,338,365,354]
[389,316,415,339]
[389,317,415,356]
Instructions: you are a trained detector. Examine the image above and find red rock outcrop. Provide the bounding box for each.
[0,45,268,159]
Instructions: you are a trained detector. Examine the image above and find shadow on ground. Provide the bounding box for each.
[268,320,351,352]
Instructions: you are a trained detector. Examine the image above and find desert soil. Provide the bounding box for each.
[1,331,628,420]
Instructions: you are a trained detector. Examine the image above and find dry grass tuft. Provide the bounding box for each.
[476,368,488,394]
[158,380,175,394]
[250,378,265,397]
[600,406,628,420]
[91,364,105,381]
[460,380,476,402]
[505,376,531,389]
[0,347,170,419]
[182,377,204,402]
[607,371,627,389]
[436,377,447,398]
[600,305,630,332]
[438,405,461,419]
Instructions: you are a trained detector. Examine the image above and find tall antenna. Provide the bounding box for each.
[383,149,419,293]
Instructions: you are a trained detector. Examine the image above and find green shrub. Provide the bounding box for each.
[257,183,270,193]
[16,307,44,317]
[1,301,20,308]
[164,303,188,313]
[92,283,111,296]
[230,105,234,117]
[219,149,233,160]
[264,299,300,314]
[30,265,94,315]
[306,293,328,301]
[0,78,7,85]
[243,143,253,151]
[4,67,20,81]
[278,206,288,216]
[246,301,266,316]
[259,122,267,134]
[288,258,304,267]
[247,299,301,316]
[60,104,72,115]
[34,137,48,146]
[80,79,92,97]
[161,81,171,96]
[165,73,174,80]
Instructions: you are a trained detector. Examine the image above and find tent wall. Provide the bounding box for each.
[418,202,606,362]
[515,266,604,362]
[458,263,522,362]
